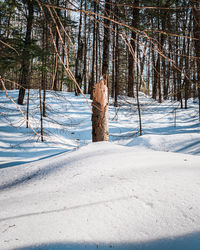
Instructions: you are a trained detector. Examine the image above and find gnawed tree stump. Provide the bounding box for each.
[92,77,109,142]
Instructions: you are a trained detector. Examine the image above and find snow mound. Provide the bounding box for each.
[1,142,200,250]
[127,134,200,155]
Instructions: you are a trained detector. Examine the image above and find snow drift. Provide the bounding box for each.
[1,143,200,250]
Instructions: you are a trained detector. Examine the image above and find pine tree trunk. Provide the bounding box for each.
[52,0,60,91]
[152,53,158,100]
[111,22,116,99]
[114,1,119,107]
[157,16,162,103]
[165,35,172,100]
[114,22,119,107]
[102,0,111,76]
[184,37,190,109]
[18,0,34,105]
[26,89,30,128]
[83,0,87,94]
[192,0,200,119]
[88,1,96,98]
[42,20,47,117]
[127,0,139,97]
[75,0,83,96]
[39,88,44,142]
[175,4,183,107]
[157,55,162,103]
[96,3,99,83]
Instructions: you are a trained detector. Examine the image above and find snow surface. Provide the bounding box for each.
[0,90,200,250]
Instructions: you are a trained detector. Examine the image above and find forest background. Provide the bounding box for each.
[0,0,200,137]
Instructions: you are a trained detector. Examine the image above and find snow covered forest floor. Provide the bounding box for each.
[0,90,200,250]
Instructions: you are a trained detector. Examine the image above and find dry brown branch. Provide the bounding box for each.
[38,0,195,100]
[0,40,19,55]
[51,4,76,57]
[37,0,92,112]
[38,0,194,40]
[39,0,196,58]
[2,78,25,89]
[38,1,192,10]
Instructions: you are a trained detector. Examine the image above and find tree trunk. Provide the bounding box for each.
[75,0,83,96]
[152,52,157,100]
[39,87,44,142]
[92,78,109,142]
[102,0,111,77]
[111,22,116,99]
[83,0,87,94]
[26,89,30,128]
[175,3,183,107]
[88,1,96,98]
[157,55,162,103]
[165,35,172,100]
[114,22,119,107]
[17,0,34,105]
[96,3,99,83]
[52,0,61,91]
[136,77,142,136]
[192,0,200,119]
[42,19,47,117]
[127,0,139,97]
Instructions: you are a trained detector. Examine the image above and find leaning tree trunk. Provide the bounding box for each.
[92,77,109,142]
[18,0,34,105]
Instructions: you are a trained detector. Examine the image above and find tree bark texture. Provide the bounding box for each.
[127,0,139,97]
[88,1,96,98]
[75,0,83,96]
[192,1,200,118]
[92,78,109,142]
[17,0,34,105]
[102,0,111,76]
[83,0,87,94]
[114,22,119,107]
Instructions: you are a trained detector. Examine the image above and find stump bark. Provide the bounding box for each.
[92,78,109,142]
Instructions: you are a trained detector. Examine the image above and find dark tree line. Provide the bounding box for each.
[0,0,200,118]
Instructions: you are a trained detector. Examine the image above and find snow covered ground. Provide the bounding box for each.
[0,90,200,250]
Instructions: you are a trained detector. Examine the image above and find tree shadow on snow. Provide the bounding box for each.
[0,146,116,191]
[0,149,69,169]
[12,231,200,250]
[0,150,73,191]
[144,124,200,135]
